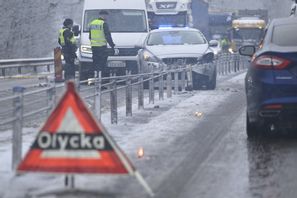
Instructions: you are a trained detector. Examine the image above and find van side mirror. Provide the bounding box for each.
[209,40,219,47]
[72,25,80,36]
[135,44,144,49]
[239,45,256,57]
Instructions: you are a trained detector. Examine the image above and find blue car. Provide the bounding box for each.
[239,17,297,137]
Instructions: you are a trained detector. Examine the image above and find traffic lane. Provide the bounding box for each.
[152,78,246,198]
[176,112,297,197]
[247,137,297,198]
[176,109,250,198]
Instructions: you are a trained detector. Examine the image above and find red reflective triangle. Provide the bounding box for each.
[17,82,135,174]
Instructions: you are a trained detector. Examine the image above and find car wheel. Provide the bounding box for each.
[207,71,217,90]
[246,113,260,138]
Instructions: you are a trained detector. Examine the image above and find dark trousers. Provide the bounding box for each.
[91,46,109,78]
[63,53,76,80]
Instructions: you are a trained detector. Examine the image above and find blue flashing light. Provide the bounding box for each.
[158,25,173,29]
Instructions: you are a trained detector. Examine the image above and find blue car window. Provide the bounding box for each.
[272,24,297,46]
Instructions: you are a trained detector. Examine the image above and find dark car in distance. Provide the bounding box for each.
[239,17,297,137]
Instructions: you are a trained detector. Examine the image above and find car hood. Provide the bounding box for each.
[146,44,209,58]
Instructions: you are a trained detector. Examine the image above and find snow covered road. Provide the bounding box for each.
[0,72,247,197]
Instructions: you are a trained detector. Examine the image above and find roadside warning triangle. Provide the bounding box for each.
[17,82,135,174]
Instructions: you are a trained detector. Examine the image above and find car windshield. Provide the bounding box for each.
[272,23,297,46]
[232,28,264,42]
[83,9,148,32]
[147,31,206,45]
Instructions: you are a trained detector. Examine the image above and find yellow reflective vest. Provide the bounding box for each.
[59,28,76,47]
[89,19,107,47]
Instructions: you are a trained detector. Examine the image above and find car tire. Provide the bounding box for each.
[207,71,217,90]
[246,113,260,138]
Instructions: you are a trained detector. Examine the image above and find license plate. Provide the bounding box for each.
[107,61,126,68]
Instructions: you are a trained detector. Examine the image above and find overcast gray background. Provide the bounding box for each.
[0,0,292,59]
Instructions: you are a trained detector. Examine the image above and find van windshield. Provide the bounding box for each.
[83,10,148,32]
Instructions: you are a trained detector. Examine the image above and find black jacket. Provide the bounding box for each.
[58,27,77,55]
[89,18,115,48]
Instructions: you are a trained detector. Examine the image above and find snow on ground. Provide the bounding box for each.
[0,73,246,198]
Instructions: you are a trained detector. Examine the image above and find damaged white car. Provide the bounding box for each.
[138,27,218,90]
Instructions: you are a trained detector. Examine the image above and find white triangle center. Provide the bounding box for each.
[41,107,100,159]
[57,107,84,133]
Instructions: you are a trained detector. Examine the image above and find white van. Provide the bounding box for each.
[78,0,149,78]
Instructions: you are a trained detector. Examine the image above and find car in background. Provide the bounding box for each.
[239,17,297,137]
[209,39,222,58]
[138,27,218,90]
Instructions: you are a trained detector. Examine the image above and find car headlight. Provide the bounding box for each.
[81,45,92,54]
[142,50,159,63]
[228,48,235,54]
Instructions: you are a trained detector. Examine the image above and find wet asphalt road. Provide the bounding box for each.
[120,73,297,198]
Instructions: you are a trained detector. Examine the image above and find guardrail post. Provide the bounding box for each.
[174,69,179,94]
[12,86,25,170]
[159,73,164,100]
[33,66,37,74]
[223,54,226,74]
[46,82,56,116]
[228,54,231,73]
[94,71,102,121]
[231,54,235,72]
[1,68,5,77]
[110,75,118,124]
[138,75,144,109]
[186,66,193,91]
[232,54,237,72]
[75,71,80,91]
[126,71,132,117]
[18,67,22,75]
[47,64,51,73]
[216,56,220,76]
[149,72,154,104]
[236,54,240,72]
[181,68,186,91]
[166,71,172,98]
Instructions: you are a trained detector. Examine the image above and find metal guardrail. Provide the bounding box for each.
[0,57,54,76]
[0,53,248,170]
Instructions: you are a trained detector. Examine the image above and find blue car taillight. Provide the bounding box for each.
[252,55,291,70]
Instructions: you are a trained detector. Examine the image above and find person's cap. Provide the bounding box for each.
[63,18,73,26]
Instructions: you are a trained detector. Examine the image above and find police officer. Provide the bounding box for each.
[58,18,77,80]
[89,10,115,79]
[220,36,229,53]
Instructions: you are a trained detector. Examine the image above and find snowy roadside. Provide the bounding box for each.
[0,72,246,198]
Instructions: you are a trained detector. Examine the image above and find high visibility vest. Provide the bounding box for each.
[59,28,76,47]
[89,19,107,47]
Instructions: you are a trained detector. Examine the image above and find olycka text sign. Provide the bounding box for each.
[34,133,110,150]
[17,82,135,174]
